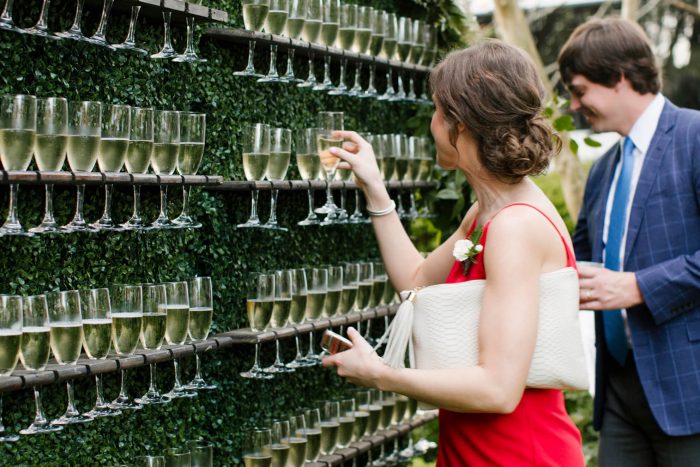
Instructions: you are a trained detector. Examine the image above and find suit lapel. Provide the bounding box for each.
[624,101,678,266]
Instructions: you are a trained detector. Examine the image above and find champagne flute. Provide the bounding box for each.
[0,0,19,31]
[112,6,148,55]
[238,123,270,229]
[337,398,356,449]
[173,8,208,63]
[121,107,154,230]
[315,111,343,224]
[304,408,322,462]
[406,136,421,219]
[263,127,291,230]
[296,0,322,88]
[322,266,342,319]
[110,284,144,410]
[267,419,291,466]
[241,273,275,379]
[258,0,289,83]
[243,427,273,465]
[347,6,373,97]
[366,389,383,436]
[55,0,89,41]
[405,20,426,101]
[356,262,373,312]
[369,262,386,309]
[188,439,213,467]
[63,100,102,232]
[165,447,191,467]
[295,128,322,226]
[185,276,216,390]
[378,13,398,101]
[391,17,412,101]
[333,163,351,223]
[393,133,408,219]
[235,0,271,77]
[320,400,340,455]
[24,0,58,37]
[173,112,206,229]
[362,9,385,98]
[303,268,326,364]
[379,390,395,430]
[49,290,93,425]
[81,288,120,418]
[85,0,116,48]
[151,110,180,229]
[353,390,371,441]
[286,413,308,467]
[134,456,166,467]
[263,270,293,374]
[379,134,396,182]
[30,97,67,234]
[338,262,359,316]
[328,3,356,95]
[281,0,306,83]
[312,0,339,92]
[0,94,36,236]
[164,281,197,398]
[0,295,22,442]
[20,294,62,435]
[151,11,178,59]
[285,268,312,369]
[135,283,170,404]
[92,104,130,231]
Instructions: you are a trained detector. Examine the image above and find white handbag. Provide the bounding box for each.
[381,267,589,394]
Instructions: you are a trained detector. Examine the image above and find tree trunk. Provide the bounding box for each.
[622,0,640,21]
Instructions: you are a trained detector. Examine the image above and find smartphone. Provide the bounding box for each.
[321,330,353,354]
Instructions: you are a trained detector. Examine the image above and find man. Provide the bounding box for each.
[558,17,700,466]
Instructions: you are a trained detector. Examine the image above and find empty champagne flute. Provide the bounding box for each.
[185,276,216,390]
[297,0,322,88]
[235,0,271,76]
[241,273,274,379]
[92,103,130,231]
[258,0,289,82]
[49,290,93,425]
[173,8,207,63]
[280,0,306,83]
[55,0,88,41]
[30,97,67,234]
[113,6,148,55]
[303,268,327,364]
[243,427,273,465]
[296,128,322,226]
[24,0,57,38]
[238,123,270,228]
[63,100,102,232]
[286,413,308,467]
[315,111,343,224]
[347,6,373,97]
[110,284,144,410]
[0,94,36,236]
[20,294,62,435]
[85,0,115,48]
[122,107,154,230]
[263,270,293,374]
[0,295,22,441]
[362,9,385,98]
[151,110,180,229]
[151,11,178,59]
[312,0,339,92]
[173,112,206,229]
[328,3,356,95]
[164,281,196,398]
[135,283,170,404]
[263,127,291,230]
[285,268,312,369]
[378,13,398,101]
[304,408,322,463]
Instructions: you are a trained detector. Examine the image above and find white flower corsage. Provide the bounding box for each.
[452,227,483,275]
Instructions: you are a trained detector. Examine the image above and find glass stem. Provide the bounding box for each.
[294,335,303,359]
[253,343,262,370]
[93,0,114,39]
[5,184,19,226]
[34,0,51,30]
[148,363,158,393]
[66,380,79,416]
[306,189,316,217]
[132,185,142,221]
[325,180,334,207]
[173,358,183,389]
[307,53,316,82]
[183,16,196,55]
[340,189,347,211]
[162,12,174,51]
[69,0,84,33]
[366,64,376,93]
[118,369,129,399]
[338,58,347,88]
[194,353,203,379]
[124,6,141,45]
[40,184,55,224]
[307,331,316,357]
[101,184,114,222]
[268,188,279,224]
[32,387,49,425]
[322,56,332,85]
[95,374,107,407]
[0,396,5,433]
[284,48,296,79]
[352,63,362,91]
[267,44,279,77]
[158,185,169,220]
[1,0,14,23]
[180,185,191,218]
[72,184,86,224]
[244,40,256,73]
[354,189,362,216]
[274,339,283,364]
[248,188,259,222]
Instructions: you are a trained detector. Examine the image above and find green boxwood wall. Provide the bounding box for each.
[0,1,436,465]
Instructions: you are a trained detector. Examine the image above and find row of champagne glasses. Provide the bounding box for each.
[242,261,397,380]
[0,278,214,441]
[0,0,207,62]
[0,95,206,235]
[133,440,214,467]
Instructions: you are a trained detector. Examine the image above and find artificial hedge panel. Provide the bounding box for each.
[0,0,434,464]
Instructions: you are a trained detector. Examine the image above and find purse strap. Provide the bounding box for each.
[382,291,417,368]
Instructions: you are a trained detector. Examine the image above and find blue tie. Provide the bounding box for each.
[603,137,635,366]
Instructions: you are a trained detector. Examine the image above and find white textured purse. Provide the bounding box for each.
[382,267,589,392]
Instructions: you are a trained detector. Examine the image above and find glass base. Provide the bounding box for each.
[112,42,149,55]
[237,220,263,228]
[19,421,63,435]
[285,358,315,369]
[24,27,58,39]
[172,53,207,63]
[135,391,172,405]
[29,221,62,234]
[263,362,295,374]
[164,386,197,399]
[280,76,304,84]
[151,47,178,59]
[297,215,320,226]
[84,35,115,49]
[184,377,217,390]
[261,222,288,232]
[312,82,333,91]
[121,217,151,231]
[109,396,143,411]
[84,405,122,418]
[0,432,19,442]
[233,70,263,78]
[240,367,274,380]
[257,74,282,83]
[172,215,201,229]
[51,412,94,425]
[0,224,35,237]
[55,30,86,41]
[150,218,176,229]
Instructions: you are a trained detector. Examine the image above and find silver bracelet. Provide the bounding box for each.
[366,200,396,217]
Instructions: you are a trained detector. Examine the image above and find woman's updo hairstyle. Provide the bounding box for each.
[430,40,561,183]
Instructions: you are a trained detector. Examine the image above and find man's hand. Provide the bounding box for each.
[578,266,644,310]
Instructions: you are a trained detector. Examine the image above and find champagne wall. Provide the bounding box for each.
[0,1,441,464]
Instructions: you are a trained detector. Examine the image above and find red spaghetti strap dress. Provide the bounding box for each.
[436,203,585,467]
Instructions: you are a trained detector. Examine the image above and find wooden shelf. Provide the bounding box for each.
[85,0,229,24]
[0,305,397,394]
[204,180,437,192]
[203,27,431,74]
[0,171,223,187]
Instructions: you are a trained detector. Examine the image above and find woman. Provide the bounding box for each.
[323,40,585,466]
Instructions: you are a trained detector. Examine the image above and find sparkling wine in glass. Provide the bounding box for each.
[121,107,154,230]
[151,110,180,229]
[263,270,293,374]
[62,100,102,232]
[338,262,359,315]
[164,281,197,398]
[328,3,356,95]
[109,285,144,410]
[286,413,308,467]
[241,273,275,379]
[112,6,148,55]
[312,0,339,92]
[49,290,93,425]
[185,276,216,390]
[361,9,385,98]
[19,294,62,435]
[235,0,271,77]
[297,0,322,88]
[347,6,373,97]
[352,391,371,442]
[0,94,36,236]
[296,128,322,226]
[303,408,322,462]
[280,0,306,83]
[378,13,398,101]
[315,111,343,224]
[303,268,327,364]
[258,0,289,83]
[391,17,412,101]
[243,427,273,465]
[262,127,291,230]
[267,419,291,465]
[0,295,22,441]
[319,400,340,455]
[135,283,170,404]
[322,266,342,319]
[337,398,356,449]
[285,268,312,369]
[173,112,206,229]
[238,123,270,229]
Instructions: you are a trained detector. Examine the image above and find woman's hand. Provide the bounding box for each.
[322,327,389,388]
[329,131,383,192]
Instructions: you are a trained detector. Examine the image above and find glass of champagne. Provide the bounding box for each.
[55,0,89,41]
[151,11,178,59]
[133,456,166,467]
[243,427,272,465]
[280,0,306,83]
[238,123,270,229]
[235,0,271,77]
[258,0,289,83]
[20,294,62,435]
[333,155,352,223]
[353,391,370,442]
[135,283,170,404]
[110,284,144,410]
[378,13,398,101]
[122,107,154,230]
[185,276,216,390]
[369,262,386,309]
[322,265,342,319]
[30,97,67,234]
[379,390,395,430]
[304,408,322,463]
[286,414,308,467]
[319,400,340,456]
[337,398,356,450]
[63,100,102,232]
[173,112,206,229]
[164,447,191,467]
[406,136,421,219]
[188,439,213,467]
[303,268,326,364]
[379,134,396,182]
[268,418,291,466]
[263,127,291,230]
[285,268,311,369]
[151,110,180,229]
[112,5,148,55]
[391,17,412,101]
[0,295,22,442]
[0,94,36,236]
[393,133,409,219]
[164,281,197,398]
[406,20,427,100]
[92,103,130,231]
[365,389,382,436]
[315,111,343,224]
[362,9,385,98]
[338,262,359,316]
[296,0,322,88]
[241,273,274,379]
[49,290,92,425]
[328,3,356,95]
[81,288,120,418]
[295,128,322,226]
[347,6,373,97]
[263,270,293,374]
[312,0,339,91]
[356,261,373,312]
